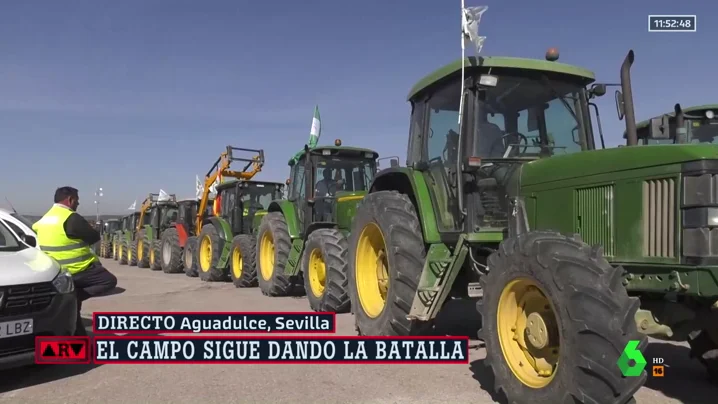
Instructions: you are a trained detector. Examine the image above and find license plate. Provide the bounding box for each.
[0,319,33,339]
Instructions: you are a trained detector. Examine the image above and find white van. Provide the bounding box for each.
[0,209,78,370]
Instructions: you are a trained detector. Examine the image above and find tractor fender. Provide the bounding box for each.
[306,222,337,237]
[142,224,154,241]
[267,200,301,239]
[368,168,441,244]
[206,216,233,242]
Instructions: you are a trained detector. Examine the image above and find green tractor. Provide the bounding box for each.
[134,192,179,270]
[344,20,718,402]
[99,219,120,258]
[197,180,284,286]
[117,212,140,265]
[632,104,718,145]
[256,139,378,312]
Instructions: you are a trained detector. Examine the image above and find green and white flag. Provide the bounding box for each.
[308,105,321,148]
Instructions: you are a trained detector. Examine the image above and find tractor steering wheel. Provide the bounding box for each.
[488,132,529,157]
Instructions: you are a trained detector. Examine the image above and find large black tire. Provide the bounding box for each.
[197,224,226,282]
[112,239,119,260]
[183,236,199,278]
[128,239,138,266]
[149,240,162,271]
[136,230,150,268]
[160,228,183,274]
[688,329,718,382]
[478,231,645,404]
[302,228,350,313]
[256,212,295,296]
[101,241,111,258]
[348,191,430,336]
[118,241,128,265]
[229,235,258,288]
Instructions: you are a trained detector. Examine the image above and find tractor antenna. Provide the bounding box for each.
[4,197,17,214]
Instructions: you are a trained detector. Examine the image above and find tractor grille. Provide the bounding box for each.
[1,282,56,316]
[642,178,676,258]
[576,185,615,256]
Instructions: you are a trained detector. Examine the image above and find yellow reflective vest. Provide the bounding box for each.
[32,205,99,274]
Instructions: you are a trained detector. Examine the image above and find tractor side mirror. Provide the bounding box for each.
[390,158,399,168]
[615,90,625,120]
[648,115,672,139]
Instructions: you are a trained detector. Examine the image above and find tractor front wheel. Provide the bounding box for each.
[256,212,294,296]
[112,240,118,260]
[229,235,257,288]
[137,231,150,268]
[197,224,226,282]
[183,236,199,277]
[302,228,350,313]
[478,231,645,404]
[118,242,127,265]
[348,191,429,336]
[160,228,183,273]
[149,240,162,271]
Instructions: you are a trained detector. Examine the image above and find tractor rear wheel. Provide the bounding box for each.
[104,241,112,258]
[348,191,429,336]
[149,240,162,271]
[302,228,350,313]
[197,224,226,282]
[688,329,718,382]
[137,231,150,268]
[478,231,645,404]
[229,235,258,288]
[183,236,199,277]
[128,239,138,266]
[256,212,295,296]
[118,241,127,265]
[160,228,183,274]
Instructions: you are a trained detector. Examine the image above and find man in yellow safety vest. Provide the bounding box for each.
[33,186,118,336]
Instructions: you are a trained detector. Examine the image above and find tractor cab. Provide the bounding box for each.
[288,139,378,234]
[215,180,284,235]
[633,105,718,145]
[103,219,120,235]
[399,51,604,236]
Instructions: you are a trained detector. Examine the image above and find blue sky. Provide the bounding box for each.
[0,0,714,215]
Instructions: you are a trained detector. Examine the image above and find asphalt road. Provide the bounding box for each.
[0,260,714,404]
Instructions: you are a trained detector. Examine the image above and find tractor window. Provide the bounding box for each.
[426,79,460,164]
[161,208,178,227]
[291,163,307,200]
[222,191,236,215]
[406,100,426,167]
[472,72,586,158]
[315,158,375,195]
[242,185,275,210]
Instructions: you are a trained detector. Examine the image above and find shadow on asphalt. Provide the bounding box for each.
[0,317,102,394]
[103,286,126,297]
[467,339,718,404]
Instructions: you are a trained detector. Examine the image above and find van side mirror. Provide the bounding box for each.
[649,115,672,139]
[22,234,37,247]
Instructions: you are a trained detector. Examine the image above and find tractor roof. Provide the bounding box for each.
[408,56,596,101]
[288,144,379,166]
[105,218,120,223]
[216,179,284,191]
[636,104,718,129]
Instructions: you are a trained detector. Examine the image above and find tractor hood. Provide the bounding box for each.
[521,144,718,186]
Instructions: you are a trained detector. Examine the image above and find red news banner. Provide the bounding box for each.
[36,312,469,364]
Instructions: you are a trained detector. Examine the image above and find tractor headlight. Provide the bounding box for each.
[52,271,75,294]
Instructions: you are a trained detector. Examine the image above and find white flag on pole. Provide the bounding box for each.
[128,200,137,210]
[195,175,204,200]
[158,189,170,202]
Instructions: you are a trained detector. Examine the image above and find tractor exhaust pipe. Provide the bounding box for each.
[620,50,638,146]
[674,103,686,143]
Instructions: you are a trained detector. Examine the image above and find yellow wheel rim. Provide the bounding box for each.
[232,247,243,279]
[259,231,275,281]
[119,244,123,257]
[308,248,326,298]
[497,278,560,388]
[127,245,132,261]
[138,240,144,261]
[150,247,155,265]
[355,222,389,318]
[113,244,116,256]
[199,235,212,272]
